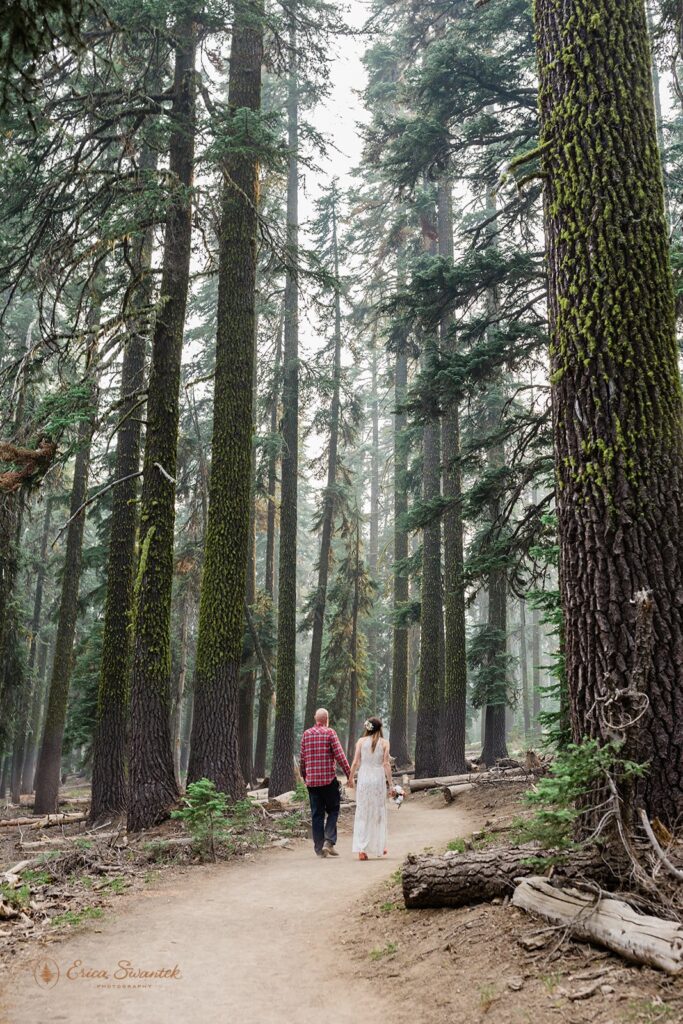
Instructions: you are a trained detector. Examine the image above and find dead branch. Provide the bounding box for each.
[0,438,57,492]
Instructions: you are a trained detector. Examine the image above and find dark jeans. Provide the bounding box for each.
[307,779,341,853]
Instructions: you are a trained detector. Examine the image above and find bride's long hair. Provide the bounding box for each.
[362,716,383,752]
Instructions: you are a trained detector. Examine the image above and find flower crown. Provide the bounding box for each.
[364,719,376,733]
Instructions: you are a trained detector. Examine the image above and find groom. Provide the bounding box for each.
[300,708,351,858]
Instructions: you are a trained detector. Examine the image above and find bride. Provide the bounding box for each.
[347,717,395,860]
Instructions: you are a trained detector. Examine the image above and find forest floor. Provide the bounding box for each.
[0,783,681,1024]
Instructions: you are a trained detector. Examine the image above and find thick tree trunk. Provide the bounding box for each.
[269,15,299,798]
[390,346,411,767]
[402,847,619,909]
[535,0,683,824]
[90,155,153,820]
[304,193,343,727]
[438,178,467,775]
[188,5,263,802]
[34,413,94,814]
[128,19,196,830]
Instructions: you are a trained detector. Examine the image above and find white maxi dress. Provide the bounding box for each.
[352,737,388,857]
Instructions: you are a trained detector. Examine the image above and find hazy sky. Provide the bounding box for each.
[304,1,370,212]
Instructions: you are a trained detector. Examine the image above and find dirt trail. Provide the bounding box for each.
[1,796,473,1024]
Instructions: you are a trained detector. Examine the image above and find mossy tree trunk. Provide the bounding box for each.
[535,0,683,823]
[438,177,468,775]
[188,1,263,802]
[269,14,299,798]
[304,191,343,727]
[90,149,154,821]
[128,19,196,831]
[389,344,411,767]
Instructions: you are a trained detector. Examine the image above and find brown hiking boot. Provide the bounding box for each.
[323,841,339,857]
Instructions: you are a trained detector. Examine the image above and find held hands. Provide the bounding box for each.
[346,775,354,790]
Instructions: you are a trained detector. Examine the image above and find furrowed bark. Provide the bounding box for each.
[188,2,263,801]
[402,847,619,909]
[90,147,154,821]
[128,18,196,830]
[534,0,683,824]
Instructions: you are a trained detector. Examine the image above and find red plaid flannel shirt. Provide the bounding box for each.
[300,725,351,788]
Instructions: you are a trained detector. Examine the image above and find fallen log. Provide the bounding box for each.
[18,831,120,850]
[402,847,619,909]
[18,796,91,807]
[409,773,473,793]
[442,784,475,804]
[0,812,87,829]
[409,768,528,793]
[263,791,296,811]
[512,876,683,975]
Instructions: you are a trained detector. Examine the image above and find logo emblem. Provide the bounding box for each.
[34,957,60,989]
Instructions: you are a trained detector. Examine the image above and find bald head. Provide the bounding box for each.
[314,708,329,726]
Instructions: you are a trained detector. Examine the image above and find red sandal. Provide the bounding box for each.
[358,852,368,861]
